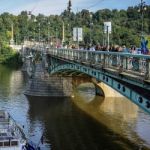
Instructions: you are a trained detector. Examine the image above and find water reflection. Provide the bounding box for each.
[0,65,150,150]
[135,111,150,146]
[76,83,96,102]
[0,65,13,97]
[27,95,139,150]
[73,82,150,148]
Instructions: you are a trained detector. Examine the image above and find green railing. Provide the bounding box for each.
[47,48,150,80]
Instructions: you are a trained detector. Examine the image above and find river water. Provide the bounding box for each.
[0,64,150,150]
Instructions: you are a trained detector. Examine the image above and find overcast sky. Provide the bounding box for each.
[0,0,150,15]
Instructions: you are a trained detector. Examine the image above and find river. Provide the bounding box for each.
[0,64,150,150]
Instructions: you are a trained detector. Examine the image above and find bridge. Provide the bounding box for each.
[22,46,150,114]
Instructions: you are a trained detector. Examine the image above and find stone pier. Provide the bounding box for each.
[24,62,73,97]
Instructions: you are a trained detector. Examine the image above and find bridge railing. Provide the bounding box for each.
[47,48,150,80]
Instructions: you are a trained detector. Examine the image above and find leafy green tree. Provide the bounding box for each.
[0,4,150,50]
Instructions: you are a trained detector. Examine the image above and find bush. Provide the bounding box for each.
[0,45,22,67]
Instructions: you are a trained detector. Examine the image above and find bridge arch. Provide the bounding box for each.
[48,63,150,114]
[50,71,105,97]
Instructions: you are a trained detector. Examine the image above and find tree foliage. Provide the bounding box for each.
[0,5,149,48]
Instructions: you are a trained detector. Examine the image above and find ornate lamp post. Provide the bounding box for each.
[67,23,70,46]
[90,14,93,46]
[10,22,14,45]
[62,21,65,45]
[27,11,32,42]
[138,0,147,37]
[48,21,50,45]
[55,28,58,47]
[38,23,41,43]
[33,18,37,43]
[104,22,111,50]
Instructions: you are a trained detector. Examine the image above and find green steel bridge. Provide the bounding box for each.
[22,46,150,114]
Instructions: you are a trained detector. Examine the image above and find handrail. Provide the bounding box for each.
[47,48,150,80]
[51,48,150,59]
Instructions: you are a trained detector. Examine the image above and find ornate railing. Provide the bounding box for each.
[47,48,150,80]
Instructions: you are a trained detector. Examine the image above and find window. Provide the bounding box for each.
[0,142,3,146]
[4,141,10,146]
[11,141,18,146]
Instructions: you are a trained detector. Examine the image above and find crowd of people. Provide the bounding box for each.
[78,44,149,55]
[66,44,149,55]
[67,37,149,55]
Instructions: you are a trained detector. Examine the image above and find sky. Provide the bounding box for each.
[0,0,150,16]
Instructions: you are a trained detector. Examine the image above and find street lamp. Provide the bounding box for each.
[62,21,65,45]
[67,23,70,46]
[38,23,41,43]
[10,22,14,45]
[27,11,32,20]
[90,14,93,46]
[55,28,58,48]
[104,22,111,50]
[48,21,50,45]
[27,11,32,42]
[107,25,109,49]
[33,18,37,43]
[138,0,147,37]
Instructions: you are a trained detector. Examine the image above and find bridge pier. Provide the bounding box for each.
[24,75,73,97]
[23,51,73,97]
[24,61,72,97]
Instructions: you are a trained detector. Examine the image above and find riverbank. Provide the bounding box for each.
[0,52,22,67]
